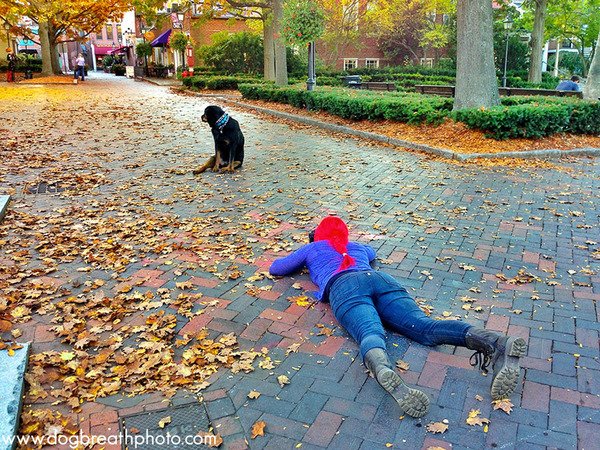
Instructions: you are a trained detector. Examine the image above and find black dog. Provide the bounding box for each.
[193,105,245,174]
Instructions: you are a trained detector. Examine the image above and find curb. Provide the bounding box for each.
[0,343,30,450]
[0,195,10,223]
[185,91,600,161]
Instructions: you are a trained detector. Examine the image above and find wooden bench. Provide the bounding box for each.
[498,87,583,99]
[414,85,455,97]
[362,81,397,91]
[415,84,584,99]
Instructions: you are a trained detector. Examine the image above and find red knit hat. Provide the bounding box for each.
[314,217,355,272]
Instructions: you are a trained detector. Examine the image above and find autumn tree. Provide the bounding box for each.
[453,0,500,111]
[545,0,600,76]
[193,0,288,84]
[375,0,454,66]
[1,0,163,76]
[314,0,382,67]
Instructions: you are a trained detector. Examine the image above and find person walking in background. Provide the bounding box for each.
[556,75,580,91]
[6,51,16,82]
[73,53,85,82]
[269,216,527,418]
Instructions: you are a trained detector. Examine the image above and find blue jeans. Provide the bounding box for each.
[328,270,472,360]
[74,66,85,81]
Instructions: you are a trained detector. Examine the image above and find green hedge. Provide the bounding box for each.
[239,83,600,139]
[456,97,600,139]
[182,75,262,90]
[239,83,452,125]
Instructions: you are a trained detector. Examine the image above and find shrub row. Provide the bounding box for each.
[239,83,453,124]
[456,98,600,139]
[182,75,262,90]
[238,83,600,140]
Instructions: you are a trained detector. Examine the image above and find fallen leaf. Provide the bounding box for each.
[277,374,290,387]
[492,399,513,414]
[395,360,410,371]
[248,390,261,399]
[286,343,301,356]
[251,420,266,439]
[426,422,448,434]
[465,409,490,427]
[176,280,193,290]
[288,295,310,307]
[475,395,483,402]
[158,416,171,428]
[316,326,334,336]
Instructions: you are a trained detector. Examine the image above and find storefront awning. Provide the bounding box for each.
[94,47,114,56]
[151,29,171,47]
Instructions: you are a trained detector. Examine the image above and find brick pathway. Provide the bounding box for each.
[1,73,599,449]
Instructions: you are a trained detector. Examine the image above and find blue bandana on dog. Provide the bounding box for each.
[215,113,229,133]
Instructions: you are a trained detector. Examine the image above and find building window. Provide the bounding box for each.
[365,59,379,69]
[106,24,113,41]
[117,25,122,40]
[344,59,358,70]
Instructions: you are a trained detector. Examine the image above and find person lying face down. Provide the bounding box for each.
[270,216,526,418]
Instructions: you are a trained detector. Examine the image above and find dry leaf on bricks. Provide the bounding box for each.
[492,399,513,414]
[158,416,171,428]
[426,422,448,434]
[248,390,261,399]
[251,421,266,439]
[465,409,490,427]
[277,375,290,387]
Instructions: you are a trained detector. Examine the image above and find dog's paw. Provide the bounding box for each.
[221,165,235,173]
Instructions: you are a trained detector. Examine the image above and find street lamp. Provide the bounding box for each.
[502,15,513,88]
[4,20,11,51]
[307,41,316,91]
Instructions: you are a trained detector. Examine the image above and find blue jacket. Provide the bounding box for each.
[556,80,579,91]
[269,241,376,300]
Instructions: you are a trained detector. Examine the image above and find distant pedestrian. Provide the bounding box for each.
[556,75,580,91]
[270,217,527,418]
[74,53,86,82]
[6,51,16,82]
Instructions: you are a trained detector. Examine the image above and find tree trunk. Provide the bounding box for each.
[578,41,587,77]
[47,23,63,74]
[272,0,288,86]
[264,16,275,81]
[453,0,500,111]
[528,0,547,84]
[38,21,54,76]
[584,28,600,101]
[50,40,61,74]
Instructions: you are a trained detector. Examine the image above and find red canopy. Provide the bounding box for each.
[94,47,114,56]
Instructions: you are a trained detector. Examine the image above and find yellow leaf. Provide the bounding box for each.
[251,420,266,439]
[158,416,171,428]
[466,409,490,427]
[277,375,290,388]
[248,390,261,399]
[60,351,75,361]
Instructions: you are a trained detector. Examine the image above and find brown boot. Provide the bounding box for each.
[465,327,527,400]
[364,348,429,418]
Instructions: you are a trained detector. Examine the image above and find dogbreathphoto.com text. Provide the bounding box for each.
[3,429,219,449]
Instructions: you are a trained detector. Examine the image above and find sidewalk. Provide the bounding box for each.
[0,76,599,449]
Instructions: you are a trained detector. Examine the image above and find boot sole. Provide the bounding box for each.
[491,337,527,400]
[379,368,430,418]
